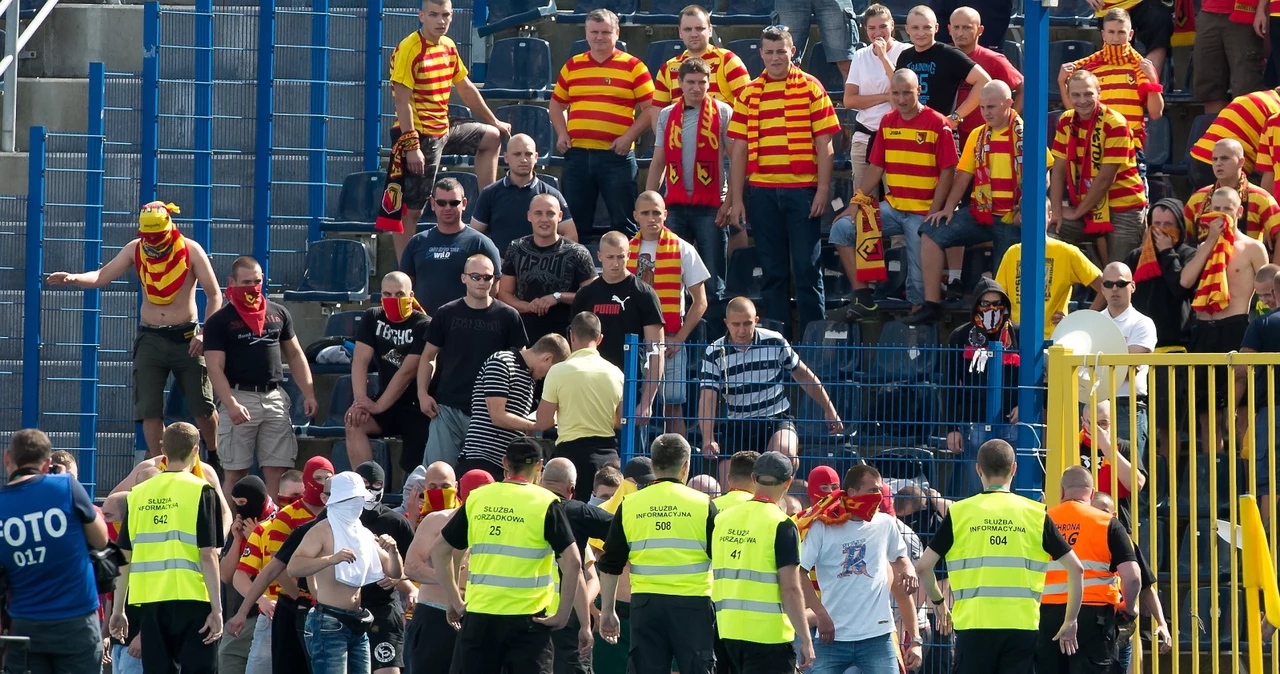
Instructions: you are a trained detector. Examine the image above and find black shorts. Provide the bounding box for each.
[720,639,796,674]
[1037,603,1117,674]
[452,612,554,674]
[368,601,406,669]
[1189,314,1251,410]
[953,628,1037,674]
[373,402,430,471]
[1098,0,1173,53]
[392,122,490,211]
[455,454,504,483]
[720,414,796,454]
[406,604,459,674]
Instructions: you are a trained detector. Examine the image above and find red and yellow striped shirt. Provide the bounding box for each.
[236,502,317,600]
[727,68,840,188]
[958,125,1055,217]
[1065,56,1152,140]
[1253,112,1280,177]
[871,107,959,215]
[1093,0,1141,16]
[1051,106,1146,213]
[653,45,751,107]
[552,49,655,150]
[1191,89,1280,172]
[1183,181,1280,242]
[389,33,469,138]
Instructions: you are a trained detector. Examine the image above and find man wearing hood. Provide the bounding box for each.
[943,277,1020,457]
[289,472,403,674]
[1123,199,1197,351]
[353,462,417,674]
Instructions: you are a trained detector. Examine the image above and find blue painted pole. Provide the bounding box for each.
[254,0,275,280]
[308,0,330,243]
[621,333,640,463]
[194,0,213,315]
[364,0,383,172]
[1015,0,1049,496]
[80,65,106,488]
[22,127,47,430]
[140,2,160,203]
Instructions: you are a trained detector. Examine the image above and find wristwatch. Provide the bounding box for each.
[947,112,961,124]
[553,291,563,302]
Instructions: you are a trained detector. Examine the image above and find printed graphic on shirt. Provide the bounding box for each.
[838,540,872,579]
[637,253,656,286]
[591,295,632,315]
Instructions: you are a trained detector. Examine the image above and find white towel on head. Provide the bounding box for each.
[327,472,385,588]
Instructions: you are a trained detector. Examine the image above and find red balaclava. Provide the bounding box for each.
[459,470,496,503]
[302,456,334,508]
[807,466,840,505]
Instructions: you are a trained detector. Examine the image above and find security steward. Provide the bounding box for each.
[110,422,225,674]
[915,439,1085,674]
[598,433,719,674]
[711,451,759,512]
[711,451,814,673]
[1038,466,1142,674]
[431,438,584,674]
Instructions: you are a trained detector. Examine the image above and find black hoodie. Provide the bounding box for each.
[1121,198,1196,348]
[944,277,1020,430]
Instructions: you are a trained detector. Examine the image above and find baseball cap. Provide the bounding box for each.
[623,457,656,487]
[506,437,543,466]
[752,451,794,486]
[327,471,373,504]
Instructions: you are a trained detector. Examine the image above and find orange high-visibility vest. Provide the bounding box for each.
[1043,500,1119,606]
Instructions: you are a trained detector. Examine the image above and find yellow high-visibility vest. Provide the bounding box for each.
[712,490,754,512]
[946,489,1052,631]
[619,480,711,597]
[465,481,560,616]
[125,470,209,604]
[711,499,795,643]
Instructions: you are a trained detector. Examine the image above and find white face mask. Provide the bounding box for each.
[979,307,1006,331]
[588,494,607,507]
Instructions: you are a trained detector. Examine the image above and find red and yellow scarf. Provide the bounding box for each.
[383,296,426,322]
[418,486,459,521]
[1173,0,1196,46]
[157,455,205,480]
[1064,107,1115,235]
[1192,213,1237,314]
[1133,221,1183,283]
[1082,43,1144,70]
[851,190,887,282]
[1189,173,1255,240]
[664,96,722,208]
[970,113,1023,225]
[135,202,190,306]
[375,128,422,233]
[628,228,684,334]
[744,66,819,177]
[795,489,882,537]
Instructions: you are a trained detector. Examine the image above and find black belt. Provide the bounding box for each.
[231,382,279,393]
[316,603,374,634]
[1115,396,1148,406]
[138,322,198,342]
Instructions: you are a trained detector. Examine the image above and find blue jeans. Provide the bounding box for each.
[112,644,145,674]
[667,205,726,303]
[880,202,925,305]
[810,633,899,674]
[560,147,639,236]
[304,608,371,674]
[919,207,1022,277]
[748,185,825,334]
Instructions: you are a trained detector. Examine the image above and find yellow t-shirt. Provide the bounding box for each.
[388,32,469,137]
[543,347,625,443]
[995,239,1102,339]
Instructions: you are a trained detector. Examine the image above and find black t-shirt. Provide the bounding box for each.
[501,236,597,343]
[274,516,321,595]
[118,482,224,551]
[569,274,664,369]
[425,299,528,410]
[439,498,576,557]
[203,301,295,387]
[926,507,1073,561]
[1103,518,1138,571]
[774,518,801,569]
[559,498,614,558]
[1242,310,1280,405]
[356,308,430,406]
[895,43,977,115]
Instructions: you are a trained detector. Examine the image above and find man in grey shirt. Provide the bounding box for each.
[646,57,734,304]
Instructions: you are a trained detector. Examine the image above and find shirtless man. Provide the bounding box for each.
[288,472,402,674]
[47,201,222,459]
[402,461,464,674]
[1181,186,1270,451]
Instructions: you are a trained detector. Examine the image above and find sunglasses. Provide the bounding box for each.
[764,23,789,32]
[467,273,495,282]
[1102,280,1131,289]
[435,199,463,207]
[977,300,1002,308]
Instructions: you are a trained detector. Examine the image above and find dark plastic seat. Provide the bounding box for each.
[636,0,684,23]
[306,374,379,437]
[483,37,553,100]
[794,321,862,443]
[538,173,560,190]
[1145,116,1173,169]
[1002,39,1023,72]
[331,439,393,477]
[1049,0,1094,26]
[559,0,638,22]
[282,240,370,303]
[1048,40,1098,100]
[281,375,312,428]
[727,38,764,78]
[714,0,773,25]
[324,310,364,338]
[320,171,385,234]
[643,40,687,83]
[495,105,556,162]
[1148,177,1175,203]
[854,321,941,442]
[448,104,473,121]
[725,246,764,303]
[478,0,558,36]
[863,320,940,382]
[879,0,915,21]
[1160,113,1214,176]
[805,42,847,97]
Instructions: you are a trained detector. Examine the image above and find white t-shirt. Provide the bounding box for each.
[800,511,909,642]
[1108,305,1157,397]
[637,235,711,324]
[892,518,929,631]
[846,40,911,144]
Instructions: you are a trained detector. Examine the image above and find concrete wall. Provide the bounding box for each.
[18,4,144,78]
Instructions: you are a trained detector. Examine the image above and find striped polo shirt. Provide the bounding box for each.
[700,327,800,420]
[1066,55,1152,141]
[726,68,841,188]
[552,49,655,150]
[958,125,1055,217]
[653,45,752,107]
[1051,106,1146,213]
[1183,182,1280,242]
[461,349,537,468]
[389,32,469,137]
[236,501,316,600]
[1191,89,1280,172]
[871,106,959,215]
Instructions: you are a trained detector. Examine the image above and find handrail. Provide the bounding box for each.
[1,0,61,151]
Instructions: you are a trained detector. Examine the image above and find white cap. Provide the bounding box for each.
[328,471,372,505]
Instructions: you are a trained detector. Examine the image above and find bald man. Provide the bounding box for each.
[688,474,721,497]
[347,271,433,469]
[1183,139,1280,259]
[895,6,990,123]
[403,461,464,674]
[947,8,1022,144]
[499,193,598,343]
[1101,262,1157,462]
[471,133,578,255]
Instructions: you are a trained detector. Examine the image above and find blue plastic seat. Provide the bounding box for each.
[1049,41,1097,100]
[867,447,935,485]
[483,37,553,100]
[725,246,764,303]
[636,0,684,23]
[1161,113,1213,177]
[495,105,557,163]
[538,173,560,190]
[727,38,763,78]
[320,171,385,234]
[714,0,773,25]
[1145,116,1173,169]
[867,320,940,382]
[449,104,473,121]
[478,0,558,36]
[324,310,364,338]
[559,0,638,22]
[804,42,847,97]
[282,239,370,303]
[643,40,687,83]
[1049,0,1095,26]
[794,321,862,443]
[851,321,941,443]
[306,374,379,437]
[1002,39,1022,72]
[1178,587,1249,647]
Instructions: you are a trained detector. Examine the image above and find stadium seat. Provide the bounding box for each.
[727,38,764,78]
[1049,0,1094,26]
[725,246,765,303]
[1136,515,1170,574]
[305,374,379,437]
[281,375,312,429]
[819,242,852,302]
[879,0,915,22]
[1002,39,1022,72]
[867,447,935,485]
[1159,113,1213,177]
[483,38,553,100]
[320,171,385,234]
[1048,41,1097,100]
[643,41,687,83]
[538,173,560,189]
[478,0,557,36]
[324,310,364,338]
[1148,177,1174,203]
[804,42,848,98]
[331,439,393,479]
[1145,116,1173,170]
[559,0,638,22]
[282,239,370,303]
[1177,587,1249,647]
[863,320,940,382]
[1174,452,1245,520]
[495,105,557,162]
[449,104,473,120]
[714,0,773,25]
[635,0,684,24]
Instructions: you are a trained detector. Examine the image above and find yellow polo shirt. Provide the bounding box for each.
[542,347,625,443]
